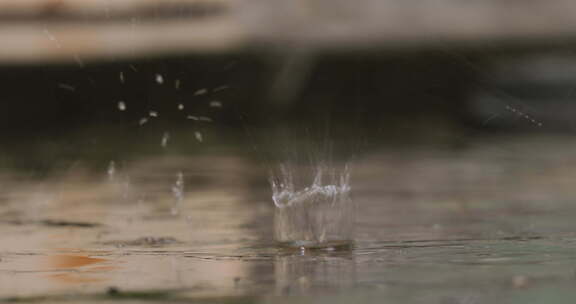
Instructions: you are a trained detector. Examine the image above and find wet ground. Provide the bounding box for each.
[1,131,576,303]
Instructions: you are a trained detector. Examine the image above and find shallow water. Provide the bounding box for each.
[2,134,576,303]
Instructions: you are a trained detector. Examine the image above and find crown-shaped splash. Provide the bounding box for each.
[270,162,354,249]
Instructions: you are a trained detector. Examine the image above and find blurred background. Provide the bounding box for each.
[3,0,576,303]
[5,0,576,146]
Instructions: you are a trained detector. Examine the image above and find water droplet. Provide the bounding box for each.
[505,105,542,126]
[119,72,125,83]
[187,116,212,122]
[209,101,222,108]
[107,161,116,181]
[175,79,181,90]
[149,111,158,117]
[118,101,126,111]
[194,89,208,96]
[178,104,184,110]
[194,131,203,142]
[73,54,84,68]
[161,132,170,148]
[171,172,185,215]
[155,74,164,84]
[43,28,61,48]
[58,83,75,91]
[213,85,230,92]
[139,117,148,125]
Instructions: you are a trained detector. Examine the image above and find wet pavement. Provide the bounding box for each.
[1,134,576,303]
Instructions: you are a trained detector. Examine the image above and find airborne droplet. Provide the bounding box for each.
[161,132,170,148]
[155,74,164,84]
[209,101,222,108]
[194,89,208,96]
[58,83,75,91]
[194,131,203,142]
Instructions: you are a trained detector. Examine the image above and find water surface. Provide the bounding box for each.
[1,134,576,303]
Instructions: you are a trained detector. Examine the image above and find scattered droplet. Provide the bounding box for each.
[178,104,184,110]
[43,28,61,48]
[161,132,170,148]
[119,72,125,83]
[194,89,208,96]
[58,83,75,91]
[118,101,126,111]
[149,111,158,117]
[171,172,184,215]
[194,131,203,142]
[73,54,84,68]
[155,74,164,84]
[505,105,542,127]
[187,115,213,122]
[139,117,148,125]
[175,79,181,90]
[107,161,116,181]
[209,101,222,108]
[213,85,230,92]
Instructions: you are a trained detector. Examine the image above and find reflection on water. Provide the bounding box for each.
[1,135,576,302]
[275,252,356,295]
[46,252,116,284]
[49,255,107,270]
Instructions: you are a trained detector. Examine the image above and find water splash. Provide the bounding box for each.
[161,132,170,148]
[106,161,132,199]
[107,161,116,181]
[171,172,184,216]
[270,163,354,248]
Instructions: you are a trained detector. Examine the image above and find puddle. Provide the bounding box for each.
[1,135,576,302]
[102,237,182,248]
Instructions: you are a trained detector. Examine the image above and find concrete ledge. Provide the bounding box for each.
[2,0,576,63]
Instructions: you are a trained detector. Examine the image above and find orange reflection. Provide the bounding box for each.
[50,255,107,269]
[45,253,117,285]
